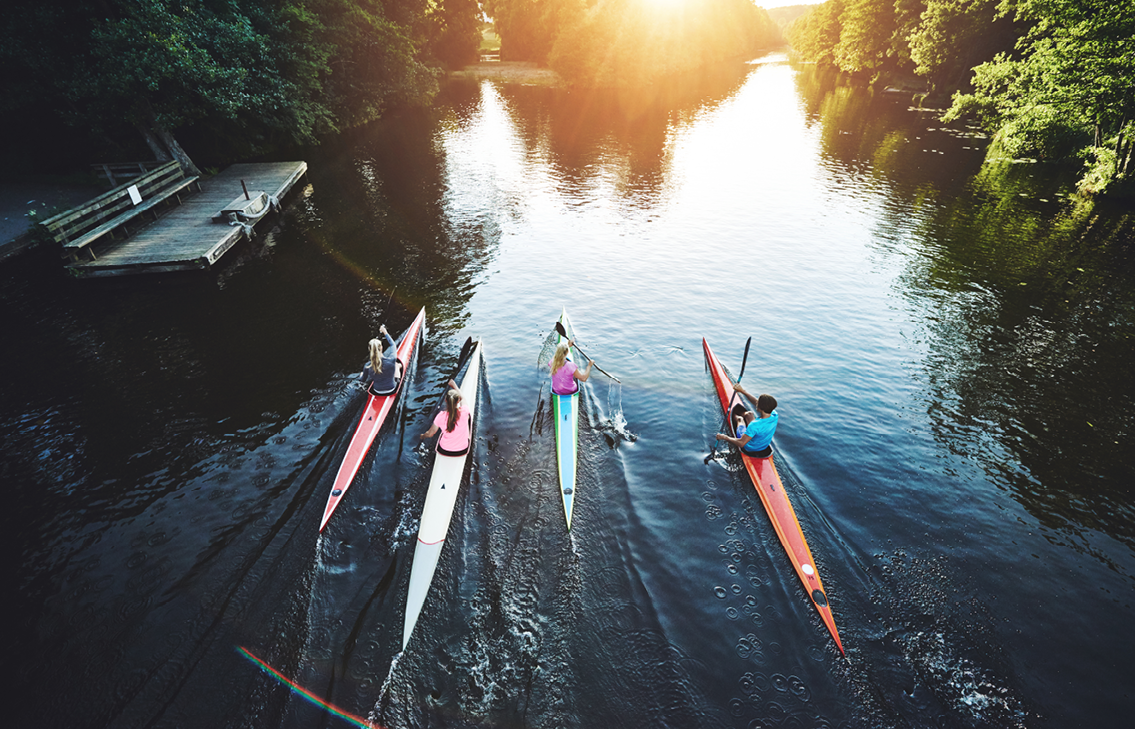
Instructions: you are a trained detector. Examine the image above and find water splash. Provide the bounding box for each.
[594,379,637,447]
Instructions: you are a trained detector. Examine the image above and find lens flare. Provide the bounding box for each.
[238,646,384,729]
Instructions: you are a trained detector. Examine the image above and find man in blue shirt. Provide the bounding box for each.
[715,384,778,458]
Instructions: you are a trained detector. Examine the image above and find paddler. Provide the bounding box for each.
[360,324,403,395]
[715,384,778,458]
[420,380,472,456]
[549,339,594,395]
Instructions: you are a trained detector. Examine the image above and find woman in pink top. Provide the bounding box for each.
[550,340,594,395]
[420,380,471,456]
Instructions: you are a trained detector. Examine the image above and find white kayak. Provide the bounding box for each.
[402,339,483,649]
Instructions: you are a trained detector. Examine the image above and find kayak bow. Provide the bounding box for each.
[703,337,845,656]
[553,308,579,530]
[402,339,484,649]
[319,307,426,532]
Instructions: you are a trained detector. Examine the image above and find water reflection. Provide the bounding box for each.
[795,61,1135,550]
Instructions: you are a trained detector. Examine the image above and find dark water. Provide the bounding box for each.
[5,53,1134,728]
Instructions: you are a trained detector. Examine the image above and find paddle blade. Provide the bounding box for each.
[457,336,475,369]
[737,336,752,382]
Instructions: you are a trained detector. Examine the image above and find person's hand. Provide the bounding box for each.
[379,325,388,335]
[448,378,458,390]
[733,383,745,393]
[715,433,726,441]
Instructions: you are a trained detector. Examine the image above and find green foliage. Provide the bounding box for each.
[908,0,1016,91]
[833,0,896,75]
[788,0,1134,195]
[0,0,463,165]
[1078,146,1119,196]
[423,0,484,67]
[485,0,585,63]
[944,0,1135,192]
[786,0,846,67]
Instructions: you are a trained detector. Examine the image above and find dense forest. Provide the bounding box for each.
[787,0,1135,195]
[1,0,484,172]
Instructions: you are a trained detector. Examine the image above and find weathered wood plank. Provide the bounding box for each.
[66,161,307,277]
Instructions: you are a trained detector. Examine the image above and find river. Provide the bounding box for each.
[4,52,1134,728]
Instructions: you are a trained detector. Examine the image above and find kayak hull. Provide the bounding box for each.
[703,337,845,656]
[319,307,426,532]
[554,309,579,530]
[402,339,483,649]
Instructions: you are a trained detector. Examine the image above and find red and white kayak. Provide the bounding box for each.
[703,337,845,656]
[319,307,426,532]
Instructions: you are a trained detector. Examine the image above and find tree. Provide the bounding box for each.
[0,0,443,170]
[943,0,1135,192]
[907,0,1017,92]
[833,0,898,76]
[787,0,846,68]
[423,0,484,67]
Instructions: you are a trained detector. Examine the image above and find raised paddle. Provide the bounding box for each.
[705,336,752,464]
[554,321,621,383]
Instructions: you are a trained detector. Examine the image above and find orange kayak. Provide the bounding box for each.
[703,337,845,656]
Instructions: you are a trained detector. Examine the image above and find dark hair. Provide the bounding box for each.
[757,394,777,413]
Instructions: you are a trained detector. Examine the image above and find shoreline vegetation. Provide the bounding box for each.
[448,61,563,87]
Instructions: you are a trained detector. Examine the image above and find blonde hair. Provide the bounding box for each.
[368,338,384,373]
[444,388,462,431]
[550,342,570,374]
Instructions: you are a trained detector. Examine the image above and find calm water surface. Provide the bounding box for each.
[5,53,1134,728]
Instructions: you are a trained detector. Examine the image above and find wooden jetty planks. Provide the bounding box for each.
[67,161,307,277]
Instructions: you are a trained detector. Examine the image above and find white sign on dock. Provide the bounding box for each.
[127,185,142,205]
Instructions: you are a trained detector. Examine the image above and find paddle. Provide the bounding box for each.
[704,336,751,464]
[554,321,621,383]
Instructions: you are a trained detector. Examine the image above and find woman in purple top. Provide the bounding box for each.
[550,339,594,395]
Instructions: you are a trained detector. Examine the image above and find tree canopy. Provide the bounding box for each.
[786,0,1134,194]
[0,0,482,169]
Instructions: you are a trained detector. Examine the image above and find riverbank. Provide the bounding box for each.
[449,61,562,87]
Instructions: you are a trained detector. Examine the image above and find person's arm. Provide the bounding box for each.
[733,382,760,409]
[421,423,439,439]
[379,324,396,351]
[716,429,752,448]
[574,360,594,383]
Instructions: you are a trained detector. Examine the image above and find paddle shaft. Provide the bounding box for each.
[554,322,621,383]
[707,337,751,462]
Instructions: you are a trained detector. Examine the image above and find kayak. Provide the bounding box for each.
[402,339,483,649]
[703,337,845,656]
[319,307,426,532]
[553,308,579,530]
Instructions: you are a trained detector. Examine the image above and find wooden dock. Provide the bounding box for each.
[66,161,307,278]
